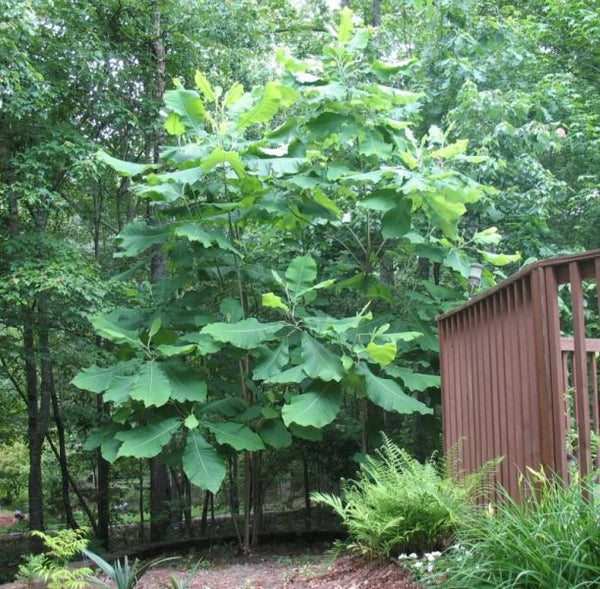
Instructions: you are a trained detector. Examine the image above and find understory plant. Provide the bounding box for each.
[17,528,93,588]
[312,435,496,557]
[431,470,600,588]
[83,550,177,589]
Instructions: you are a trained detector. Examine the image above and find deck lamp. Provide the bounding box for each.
[468,263,483,298]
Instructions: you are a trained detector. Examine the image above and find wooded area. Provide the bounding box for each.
[1,0,599,585]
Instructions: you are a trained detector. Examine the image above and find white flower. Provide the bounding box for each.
[409,553,417,559]
[427,563,434,573]
[398,553,408,560]
[341,212,352,223]
[413,561,423,569]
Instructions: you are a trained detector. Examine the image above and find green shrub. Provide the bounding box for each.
[17,528,93,588]
[433,470,600,588]
[312,435,496,558]
[84,551,178,589]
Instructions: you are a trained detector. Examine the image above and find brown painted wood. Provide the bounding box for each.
[437,250,600,498]
[544,267,568,479]
[493,292,509,496]
[569,261,592,479]
[560,338,600,352]
[592,354,599,470]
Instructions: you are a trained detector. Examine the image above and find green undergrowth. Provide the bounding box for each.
[430,471,600,588]
[312,435,497,558]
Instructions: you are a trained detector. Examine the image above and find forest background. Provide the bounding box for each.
[1,0,599,575]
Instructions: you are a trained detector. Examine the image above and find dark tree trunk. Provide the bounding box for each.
[301,447,311,530]
[148,0,172,543]
[251,454,263,547]
[50,388,78,529]
[149,459,171,541]
[138,463,145,540]
[200,490,210,536]
[45,434,99,536]
[96,429,111,546]
[182,474,193,537]
[372,0,381,26]
[228,455,239,516]
[418,256,430,280]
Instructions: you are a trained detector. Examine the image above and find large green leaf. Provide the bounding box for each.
[202,318,283,350]
[264,365,307,384]
[183,431,226,494]
[359,365,431,415]
[381,201,412,239]
[384,366,441,392]
[253,341,289,380]
[286,255,317,296]
[116,418,180,458]
[129,361,172,408]
[163,89,205,130]
[282,381,342,428]
[96,150,156,177]
[72,362,132,394]
[249,157,306,177]
[358,190,399,212]
[201,147,245,177]
[205,422,265,451]
[164,362,208,402]
[260,419,292,449]
[300,333,344,382]
[103,374,137,404]
[83,423,121,451]
[174,222,240,255]
[115,220,171,258]
[194,70,216,102]
[90,314,140,348]
[365,341,397,366]
[236,82,290,130]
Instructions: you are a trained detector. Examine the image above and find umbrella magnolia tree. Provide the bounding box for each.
[74,9,498,551]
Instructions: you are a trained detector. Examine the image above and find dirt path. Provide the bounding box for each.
[0,541,421,589]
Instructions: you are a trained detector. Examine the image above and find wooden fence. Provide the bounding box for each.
[437,250,600,496]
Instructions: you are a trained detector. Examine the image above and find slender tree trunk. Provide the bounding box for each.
[372,0,381,26]
[182,474,193,537]
[301,447,311,530]
[138,463,145,540]
[229,455,239,516]
[45,434,99,536]
[251,454,263,547]
[200,490,210,535]
[243,452,252,553]
[148,0,171,542]
[96,397,111,548]
[50,388,78,529]
[150,460,171,541]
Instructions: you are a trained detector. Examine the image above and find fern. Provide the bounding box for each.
[313,434,499,558]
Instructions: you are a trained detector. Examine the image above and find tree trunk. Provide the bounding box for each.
[251,454,263,547]
[138,463,145,540]
[96,395,111,547]
[148,0,172,543]
[372,0,381,26]
[149,459,171,541]
[50,388,78,529]
[45,434,99,536]
[301,447,311,531]
[200,490,210,536]
[182,474,193,537]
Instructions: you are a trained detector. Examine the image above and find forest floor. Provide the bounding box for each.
[0,511,422,587]
[0,539,422,588]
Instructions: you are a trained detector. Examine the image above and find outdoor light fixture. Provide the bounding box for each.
[468,263,483,298]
